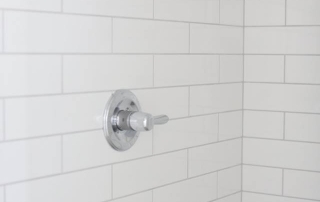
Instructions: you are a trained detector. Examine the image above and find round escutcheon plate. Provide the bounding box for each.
[103,90,141,151]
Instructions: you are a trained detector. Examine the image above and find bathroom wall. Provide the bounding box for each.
[243,0,320,202]
[0,0,244,202]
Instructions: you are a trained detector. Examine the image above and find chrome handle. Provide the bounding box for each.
[116,111,169,132]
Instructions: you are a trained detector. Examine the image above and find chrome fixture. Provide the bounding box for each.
[103,90,169,151]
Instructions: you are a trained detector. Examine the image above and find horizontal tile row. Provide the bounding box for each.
[243,192,316,202]
[244,55,320,84]
[2,84,241,140]
[243,166,320,201]
[245,110,320,143]
[244,83,320,113]
[243,138,320,172]
[0,0,244,25]
[245,0,320,26]
[0,55,243,96]
[1,11,244,53]
[245,27,320,54]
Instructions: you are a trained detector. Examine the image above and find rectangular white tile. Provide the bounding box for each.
[0,187,3,202]
[220,0,244,26]
[219,55,243,83]
[154,0,219,23]
[219,111,242,141]
[63,0,153,18]
[190,24,243,53]
[113,151,187,197]
[0,55,61,96]
[218,166,241,198]
[286,56,320,84]
[216,193,241,202]
[133,87,189,119]
[154,115,218,154]
[284,170,320,200]
[286,113,320,143]
[113,19,188,53]
[153,173,217,202]
[244,110,284,139]
[243,138,320,172]
[190,84,243,115]
[4,11,111,53]
[245,0,285,25]
[243,165,283,195]
[0,0,61,11]
[245,27,320,54]
[0,136,61,185]
[0,100,3,141]
[63,55,153,93]
[244,55,284,82]
[189,139,242,177]
[110,191,152,202]
[63,130,152,172]
[5,92,111,140]
[287,0,320,25]
[244,83,320,113]
[154,55,219,87]
[243,192,315,202]
[6,166,111,202]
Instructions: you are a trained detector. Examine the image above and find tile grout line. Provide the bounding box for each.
[0,140,243,187]
[243,191,320,202]
[243,163,320,174]
[243,136,320,145]
[210,191,242,202]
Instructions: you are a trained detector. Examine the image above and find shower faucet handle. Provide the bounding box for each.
[116,111,169,132]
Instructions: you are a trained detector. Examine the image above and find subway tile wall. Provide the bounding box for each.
[243,1,320,202]
[0,1,244,202]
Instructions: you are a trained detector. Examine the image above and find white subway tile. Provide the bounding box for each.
[110,191,152,202]
[245,0,285,25]
[0,136,61,184]
[154,0,219,23]
[0,55,61,96]
[219,55,243,83]
[219,111,242,141]
[284,170,320,200]
[243,192,315,202]
[218,166,241,198]
[63,55,153,93]
[189,139,242,177]
[244,83,320,113]
[287,0,320,25]
[0,187,3,202]
[220,0,244,26]
[286,113,320,143]
[154,115,218,154]
[190,84,243,115]
[0,100,3,141]
[63,0,153,18]
[113,151,187,197]
[4,11,111,53]
[113,19,189,53]
[245,27,320,54]
[133,87,189,119]
[6,166,111,202]
[190,24,243,54]
[244,110,284,139]
[153,173,217,202]
[286,56,320,84]
[5,92,111,140]
[63,130,152,172]
[216,193,241,202]
[243,165,283,195]
[244,55,284,82]
[243,138,320,172]
[154,55,219,87]
[0,0,61,11]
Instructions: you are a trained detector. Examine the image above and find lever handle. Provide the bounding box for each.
[116,111,169,132]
